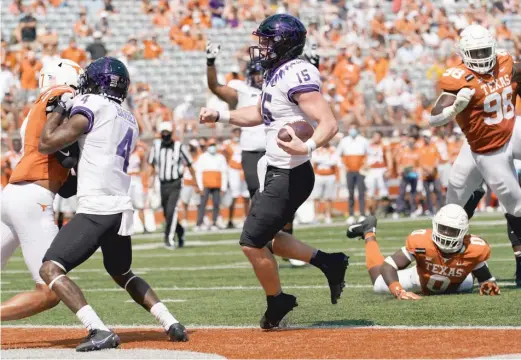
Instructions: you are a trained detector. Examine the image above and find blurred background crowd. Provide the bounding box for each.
[2,0,521,229]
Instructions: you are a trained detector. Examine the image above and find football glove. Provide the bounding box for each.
[479,281,501,296]
[206,41,221,66]
[395,290,422,300]
[46,92,75,113]
[453,87,475,114]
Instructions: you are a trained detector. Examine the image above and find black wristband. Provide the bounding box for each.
[207,58,216,66]
[52,104,67,116]
[215,111,220,123]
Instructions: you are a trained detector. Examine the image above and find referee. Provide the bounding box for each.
[149,122,198,249]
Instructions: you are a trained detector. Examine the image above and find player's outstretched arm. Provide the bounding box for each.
[39,112,89,154]
[473,263,500,296]
[429,88,474,127]
[206,42,239,109]
[199,98,262,127]
[277,91,338,156]
[380,249,421,300]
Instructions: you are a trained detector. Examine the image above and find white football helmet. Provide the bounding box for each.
[432,204,469,254]
[39,58,83,90]
[459,24,497,74]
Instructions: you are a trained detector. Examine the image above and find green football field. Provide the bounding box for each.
[2,214,520,328]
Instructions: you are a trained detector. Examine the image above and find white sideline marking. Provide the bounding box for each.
[2,324,520,330]
[2,281,517,294]
[3,258,518,276]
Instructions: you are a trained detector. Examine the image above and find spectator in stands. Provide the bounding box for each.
[376,68,407,122]
[86,31,107,60]
[153,6,170,28]
[19,51,41,91]
[99,12,111,36]
[61,38,88,67]
[337,126,369,225]
[16,10,38,45]
[31,0,47,15]
[9,0,25,15]
[209,0,226,28]
[224,5,240,28]
[142,0,154,14]
[369,92,392,125]
[143,34,163,60]
[372,51,389,84]
[121,36,141,60]
[0,64,16,102]
[195,139,228,231]
[74,11,93,37]
[394,135,420,219]
[103,0,116,14]
[418,130,443,215]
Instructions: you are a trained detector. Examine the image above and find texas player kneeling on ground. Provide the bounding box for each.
[347,204,499,299]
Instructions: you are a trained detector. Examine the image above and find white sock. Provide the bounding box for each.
[76,305,110,332]
[150,302,178,331]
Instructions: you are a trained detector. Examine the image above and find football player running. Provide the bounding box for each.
[429,25,521,286]
[1,59,82,321]
[200,14,348,329]
[37,57,188,352]
[347,204,500,299]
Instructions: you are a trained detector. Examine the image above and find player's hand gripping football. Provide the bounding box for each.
[395,290,422,300]
[199,107,219,124]
[479,281,501,296]
[206,41,221,66]
[276,125,309,155]
[453,87,475,114]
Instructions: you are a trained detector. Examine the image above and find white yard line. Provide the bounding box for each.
[2,281,517,294]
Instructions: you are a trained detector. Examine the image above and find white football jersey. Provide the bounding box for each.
[260,59,320,169]
[227,79,265,152]
[70,94,139,215]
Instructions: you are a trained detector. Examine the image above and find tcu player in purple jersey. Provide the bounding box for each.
[200,14,349,329]
[37,57,188,351]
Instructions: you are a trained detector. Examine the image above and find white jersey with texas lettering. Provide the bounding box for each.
[260,59,321,169]
[70,94,139,214]
[227,79,265,152]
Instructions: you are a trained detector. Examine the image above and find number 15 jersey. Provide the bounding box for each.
[70,94,139,214]
[260,59,321,169]
[439,52,518,154]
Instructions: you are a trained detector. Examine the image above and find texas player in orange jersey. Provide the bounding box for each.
[347,204,500,299]
[0,59,83,321]
[429,24,521,287]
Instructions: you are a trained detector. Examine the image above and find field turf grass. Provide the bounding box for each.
[2,214,520,328]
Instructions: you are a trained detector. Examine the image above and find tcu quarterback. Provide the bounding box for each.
[200,14,349,329]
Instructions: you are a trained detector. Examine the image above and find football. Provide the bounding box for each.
[277,120,314,142]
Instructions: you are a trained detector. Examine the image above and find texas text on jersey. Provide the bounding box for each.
[260,58,321,169]
[404,229,490,295]
[438,51,518,153]
[70,93,139,214]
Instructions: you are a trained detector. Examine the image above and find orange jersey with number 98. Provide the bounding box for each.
[405,229,490,295]
[439,53,518,154]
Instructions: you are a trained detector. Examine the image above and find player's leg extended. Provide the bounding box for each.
[1,184,60,320]
[447,142,483,207]
[102,233,188,341]
[40,213,122,351]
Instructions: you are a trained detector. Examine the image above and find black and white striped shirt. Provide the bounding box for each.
[148,140,192,182]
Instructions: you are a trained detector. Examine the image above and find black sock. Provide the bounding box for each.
[309,250,328,271]
[266,291,283,305]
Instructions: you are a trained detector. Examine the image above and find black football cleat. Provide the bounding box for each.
[346,215,377,239]
[76,329,120,352]
[260,293,298,330]
[321,253,349,304]
[167,323,189,342]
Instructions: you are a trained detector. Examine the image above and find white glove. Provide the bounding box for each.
[453,87,475,114]
[45,92,75,113]
[206,41,220,65]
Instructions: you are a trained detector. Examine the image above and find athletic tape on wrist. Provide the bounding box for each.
[218,110,230,123]
[305,139,317,155]
[384,256,398,270]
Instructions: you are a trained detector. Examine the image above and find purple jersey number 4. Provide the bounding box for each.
[116,128,133,172]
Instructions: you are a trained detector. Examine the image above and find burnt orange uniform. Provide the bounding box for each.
[405,229,490,295]
[438,53,518,154]
[396,147,420,175]
[418,142,440,180]
[10,85,72,191]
